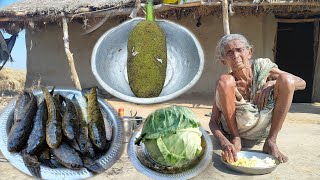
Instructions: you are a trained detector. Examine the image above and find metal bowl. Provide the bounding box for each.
[122,116,144,143]
[127,128,213,179]
[0,88,124,179]
[91,18,204,104]
[220,150,280,175]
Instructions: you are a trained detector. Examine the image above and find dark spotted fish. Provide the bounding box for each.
[62,96,80,151]
[51,142,83,170]
[42,87,62,148]
[72,96,95,157]
[22,150,41,179]
[38,147,63,169]
[8,92,37,152]
[83,156,105,174]
[38,147,55,168]
[13,92,31,123]
[26,100,48,155]
[86,87,107,150]
[53,94,65,117]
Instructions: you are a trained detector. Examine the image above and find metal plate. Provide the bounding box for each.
[0,88,124,179]
[220,150,280,175]
[91,18,205,104]
[128,128,213,180]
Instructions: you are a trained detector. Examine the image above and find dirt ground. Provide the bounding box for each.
[0,94,319,180]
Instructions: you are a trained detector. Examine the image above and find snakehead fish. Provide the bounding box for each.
[22,150,41,179]
[13,92,31,123]
[42,87,62,148]
[72,95,95,157]
[54,94,65,117]
[51,142,83,170]
[62,96,80,151]
[26,100,48,155]
[8,92,37,152]
[86,87,107,150]
[83,156,105,174]
[38,147,63,169]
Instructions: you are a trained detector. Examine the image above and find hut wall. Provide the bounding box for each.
[25,14,277,100]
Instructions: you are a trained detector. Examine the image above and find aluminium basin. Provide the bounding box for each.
[91,18,204,104]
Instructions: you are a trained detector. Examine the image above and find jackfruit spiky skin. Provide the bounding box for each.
[127,21,167,98]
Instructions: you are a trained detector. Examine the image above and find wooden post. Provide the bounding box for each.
[62,12,82,90]
[222,0,230,35]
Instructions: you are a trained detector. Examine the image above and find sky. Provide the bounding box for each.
[1,0,26,70]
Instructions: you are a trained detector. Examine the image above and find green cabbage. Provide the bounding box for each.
[135,105,203,167]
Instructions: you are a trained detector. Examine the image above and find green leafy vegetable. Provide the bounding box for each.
[136,105,202,167]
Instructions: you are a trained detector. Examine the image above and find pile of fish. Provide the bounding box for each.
[7,87,113,178]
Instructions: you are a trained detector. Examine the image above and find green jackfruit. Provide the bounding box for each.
[127,0,167,98]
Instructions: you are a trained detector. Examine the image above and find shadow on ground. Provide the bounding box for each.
[106,93,214,109]
[211,152,244,176]
[289,103,320,114]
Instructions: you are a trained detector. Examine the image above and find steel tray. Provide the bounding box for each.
[0,88,124,179]
[220,150,280,175]
[128,127,213,180]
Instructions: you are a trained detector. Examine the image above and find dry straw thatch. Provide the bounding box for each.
[0,0,136,18]
[0,0,318,33]
[0,0,319,19]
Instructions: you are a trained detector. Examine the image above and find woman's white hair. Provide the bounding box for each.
[215,34,253,61]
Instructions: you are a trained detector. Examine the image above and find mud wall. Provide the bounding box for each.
[25,14,277,101]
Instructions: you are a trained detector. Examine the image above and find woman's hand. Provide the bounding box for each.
[255,80,276,110]
[221,137,241,163]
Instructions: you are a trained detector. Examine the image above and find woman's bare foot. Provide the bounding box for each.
[263,139,288,163]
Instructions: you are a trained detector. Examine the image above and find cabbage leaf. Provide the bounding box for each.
[135,105,202,167]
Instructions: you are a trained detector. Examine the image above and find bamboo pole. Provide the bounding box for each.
[222,0,231,72]
[222,0,230,35]
[62,12,82,90]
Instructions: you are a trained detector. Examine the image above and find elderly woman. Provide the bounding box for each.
[209,34,306,163]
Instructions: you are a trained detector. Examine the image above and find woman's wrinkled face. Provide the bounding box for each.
[222,39,252,71]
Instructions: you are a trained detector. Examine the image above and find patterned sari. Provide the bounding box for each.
[216,58,278,141]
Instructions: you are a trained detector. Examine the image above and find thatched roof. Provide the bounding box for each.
[1,0,320,18]
[0,0,135,17]
[0,0,319,23]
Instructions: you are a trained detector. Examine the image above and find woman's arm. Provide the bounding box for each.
[255,67,306,110]
[209,100,225,141]
[268,68,306,91]
[209,97,239,163]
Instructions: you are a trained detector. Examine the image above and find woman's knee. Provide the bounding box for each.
[276,73,295,92]
[217,75,236,91]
